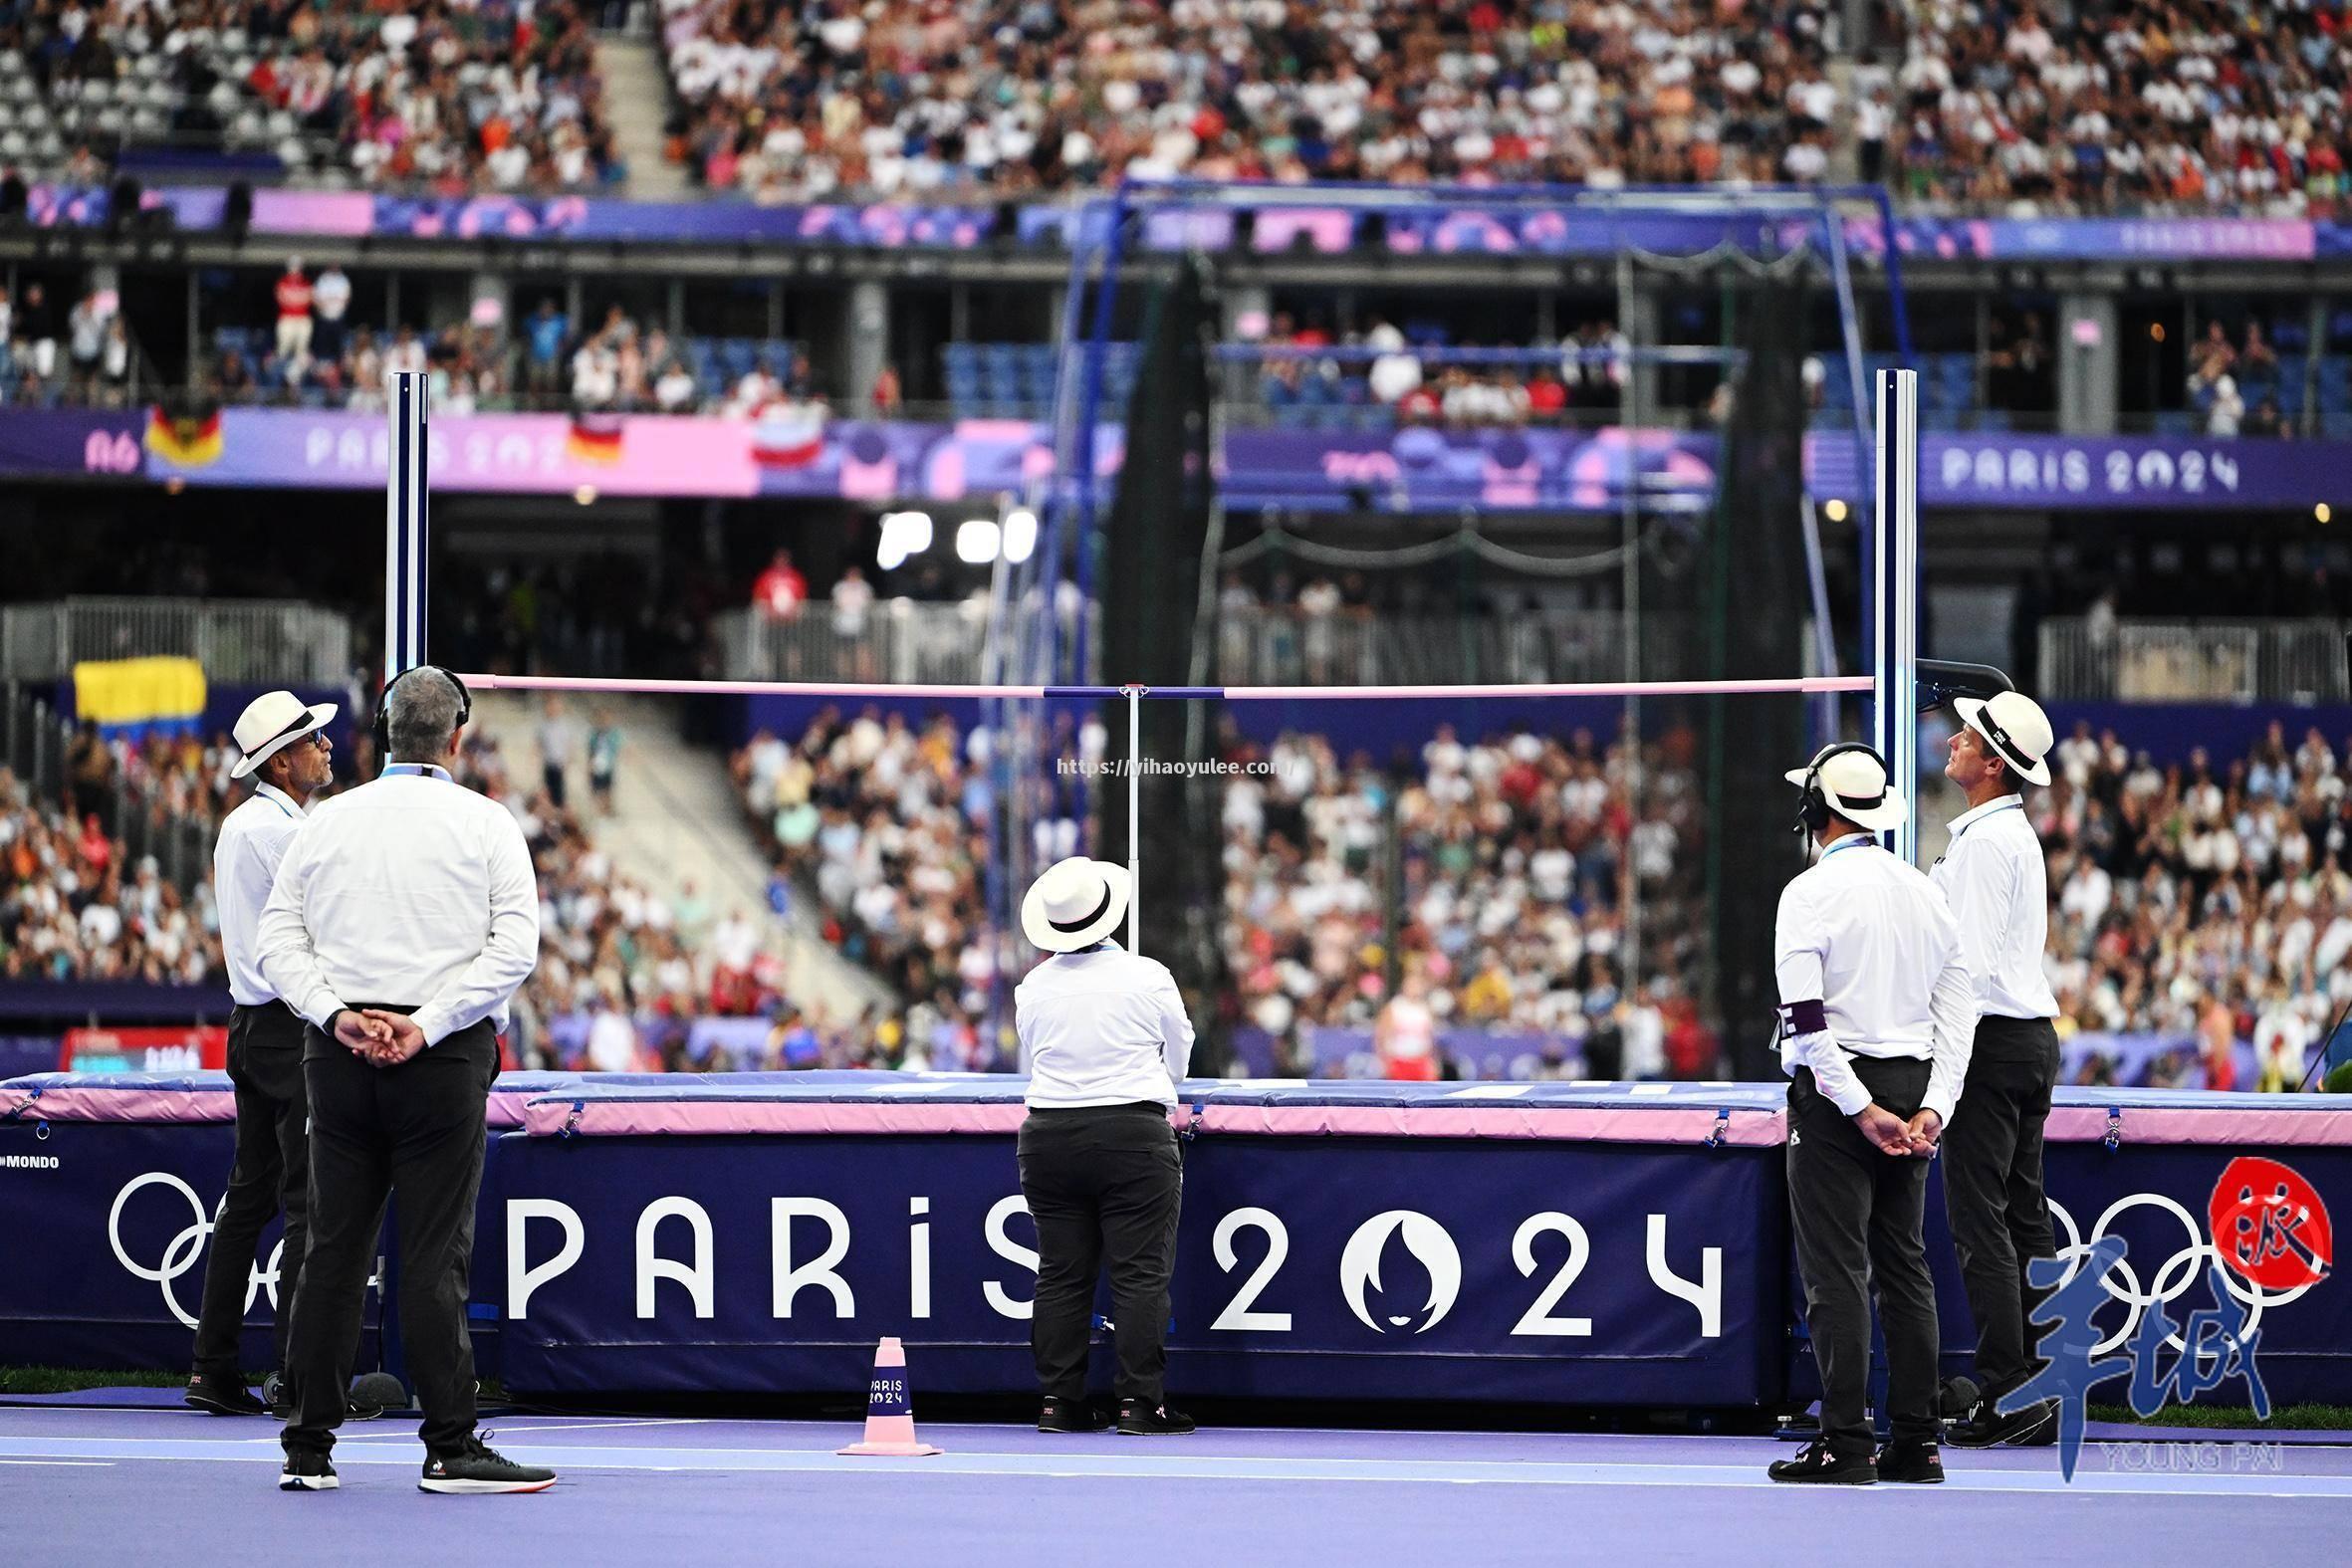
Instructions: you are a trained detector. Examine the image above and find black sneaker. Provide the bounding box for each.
[1115,1400,1196,1437]
[419,1433,557,1494]
[185,1372,268,1417]
[2014,1405,2058,1447]
[1949,1396,2057,1449]
[1038,1399,1111,1434]
[279,1452,339,1491]
[1767,1437,1877,1484]
[1874,1440,1945,1484]
[261,1375,383,1422]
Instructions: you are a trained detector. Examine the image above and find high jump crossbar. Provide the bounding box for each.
[383,367,1922,944]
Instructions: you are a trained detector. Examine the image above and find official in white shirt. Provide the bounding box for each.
[257,667,553,1496]
[185,690,339,1419]
[1768,744,1974,1487]
[1014,856,1196,1437]
[1933,690,2063,1449]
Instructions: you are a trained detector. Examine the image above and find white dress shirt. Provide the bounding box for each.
[1775,832,1976,1125]
[1015,941,1195,1109]
[1931,795,2060,1021]
[215,782,305,1007]
[259,764,540,1046]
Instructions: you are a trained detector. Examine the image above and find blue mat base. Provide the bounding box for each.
[0,1386,195,1410]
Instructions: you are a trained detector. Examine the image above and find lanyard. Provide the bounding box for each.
[381,763,453,782]
[1950,798,2023,845]
[1820,833,1876,860]
[1937,798,2022,869]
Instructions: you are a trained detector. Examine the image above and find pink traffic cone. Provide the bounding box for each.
[837,1338,943,1456]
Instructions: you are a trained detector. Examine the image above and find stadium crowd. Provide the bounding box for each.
[0,706,823,1074]
[659,0,1847,198]
[10,691,2348,1089]
[1217,719,1718,1080]
[6,0,621,192]
[0,0,2340,219]
[731,703,1019,1072]
[0,740,222,986]
[1888,0,2352,218]
[199,278,832,418]
[2036,717,2352,1090]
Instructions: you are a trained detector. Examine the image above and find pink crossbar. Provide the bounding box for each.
[458,671,1874,703]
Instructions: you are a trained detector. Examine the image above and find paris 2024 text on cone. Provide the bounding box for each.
[838,1338,944,1456]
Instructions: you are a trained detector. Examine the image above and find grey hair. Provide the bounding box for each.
[385,671,464,762]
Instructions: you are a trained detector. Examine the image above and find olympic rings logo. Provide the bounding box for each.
[2048,1193,2317,1358]
[107,1172,282,1330]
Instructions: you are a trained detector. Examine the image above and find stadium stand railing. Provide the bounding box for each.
[2037,619,2352,704]
[0,598,353,687]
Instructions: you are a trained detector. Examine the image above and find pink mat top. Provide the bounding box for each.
[10,1075,2350,1148]
[518,1096,1792,1146]
[1,1082,541,1130]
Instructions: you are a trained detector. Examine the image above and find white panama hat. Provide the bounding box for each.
[1953,690,2055,787]
[1022,856,1132,953]
[230,690,337,781]
[1784,743,1907,832]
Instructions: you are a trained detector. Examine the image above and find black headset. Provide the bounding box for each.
[1792,741,1890,839]
[372,664,472,765]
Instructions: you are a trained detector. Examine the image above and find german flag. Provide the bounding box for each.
[565,413,625,465]
[144,404,223,467]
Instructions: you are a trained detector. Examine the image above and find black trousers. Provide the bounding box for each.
[191,1002,310,1381]
[283,1011,495,1457]
[1941,1014,2060,1399]
[1788,1055,1940,1457]
[1017,1103,1183,1407]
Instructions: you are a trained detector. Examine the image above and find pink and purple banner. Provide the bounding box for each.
[9,403,2348,513]
[136,408,1124,500]
[17,181,2348,262]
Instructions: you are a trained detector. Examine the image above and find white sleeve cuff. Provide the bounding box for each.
[1921,1089,1958,1127]
[299,989,349,1032]
[1826,1076,1872,1117]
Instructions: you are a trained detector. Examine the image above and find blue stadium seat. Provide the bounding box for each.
[2151,410,2197,436]
[2277,372,2306,420]
[1938,353,1977,403]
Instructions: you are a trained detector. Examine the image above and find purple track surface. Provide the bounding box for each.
[4,1410,2349,1567]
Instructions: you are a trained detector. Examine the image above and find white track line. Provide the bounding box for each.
[0,1458,114,1466]
[3,1436,2347,1500]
